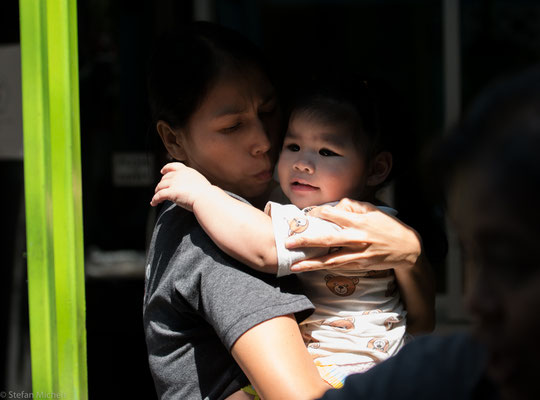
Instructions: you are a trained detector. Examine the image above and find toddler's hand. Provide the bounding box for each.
[150,162,212,212]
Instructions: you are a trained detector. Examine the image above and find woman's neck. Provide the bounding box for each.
[245,180,283,210]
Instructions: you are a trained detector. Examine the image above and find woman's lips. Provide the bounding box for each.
[254,170,273,182]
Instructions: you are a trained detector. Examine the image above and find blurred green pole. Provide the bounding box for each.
[19,0,88,399]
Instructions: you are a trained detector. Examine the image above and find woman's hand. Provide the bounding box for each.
[150,162,212,211]
[286,198,421,273]
[286,198,436,333]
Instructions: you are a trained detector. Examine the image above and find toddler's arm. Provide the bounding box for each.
[151,162,278,273]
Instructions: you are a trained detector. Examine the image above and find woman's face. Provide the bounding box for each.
[172,67,281,199]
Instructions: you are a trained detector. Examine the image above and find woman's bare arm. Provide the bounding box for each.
[231,315,331,400]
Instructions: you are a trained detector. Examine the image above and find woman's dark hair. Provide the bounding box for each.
[146,21,272,129]
[287,72,407,185]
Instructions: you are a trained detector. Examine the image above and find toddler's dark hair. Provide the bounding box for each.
[146,21,272,130]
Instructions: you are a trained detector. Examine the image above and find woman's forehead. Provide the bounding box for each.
[201,69,275,117]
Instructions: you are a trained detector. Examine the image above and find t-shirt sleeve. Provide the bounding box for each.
[264,202,341,277]
[168,209,314,350]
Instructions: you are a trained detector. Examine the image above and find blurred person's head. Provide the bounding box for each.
[436,66,540,399]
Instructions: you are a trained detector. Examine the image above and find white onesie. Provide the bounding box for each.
[264,201,408,388]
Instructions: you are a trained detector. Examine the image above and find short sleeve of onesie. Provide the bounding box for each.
[264,202,340,277]
[265,201,397,277]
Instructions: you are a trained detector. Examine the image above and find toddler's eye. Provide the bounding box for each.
[319,148,339,157]
[286,144,300,152]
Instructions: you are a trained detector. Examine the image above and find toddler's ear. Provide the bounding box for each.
[156,120,188,161]
[367,151,392,186]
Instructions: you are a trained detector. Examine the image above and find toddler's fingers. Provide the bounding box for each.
[150,193,162,207]
[150,188,173,207]
[160,162,184,174]
[153,179,171,194]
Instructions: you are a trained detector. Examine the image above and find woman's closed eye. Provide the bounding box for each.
[319,148,341,157]
[220,123,242,133]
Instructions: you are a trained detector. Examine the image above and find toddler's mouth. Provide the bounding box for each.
[291,180,319,191]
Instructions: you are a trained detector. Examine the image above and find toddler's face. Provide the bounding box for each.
[277,114,368,209]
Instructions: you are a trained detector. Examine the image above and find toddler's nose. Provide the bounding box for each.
[293,159,314,174]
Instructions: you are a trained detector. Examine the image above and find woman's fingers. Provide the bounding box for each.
[308,205,368,229]
[285,233,336,249]
[285,228,369,249]
[290,248,369,272]
[306,198,382,229]
[334,198,377,213]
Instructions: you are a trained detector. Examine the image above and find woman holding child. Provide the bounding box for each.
[143,21,434,400]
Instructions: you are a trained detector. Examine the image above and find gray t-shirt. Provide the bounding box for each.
[143,202,314,400]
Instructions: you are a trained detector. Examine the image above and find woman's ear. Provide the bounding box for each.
[366,151,393,187]
[156,120,187,161]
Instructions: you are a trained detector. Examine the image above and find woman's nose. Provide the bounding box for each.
[293,158,314,174]
[250,122,271,157]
